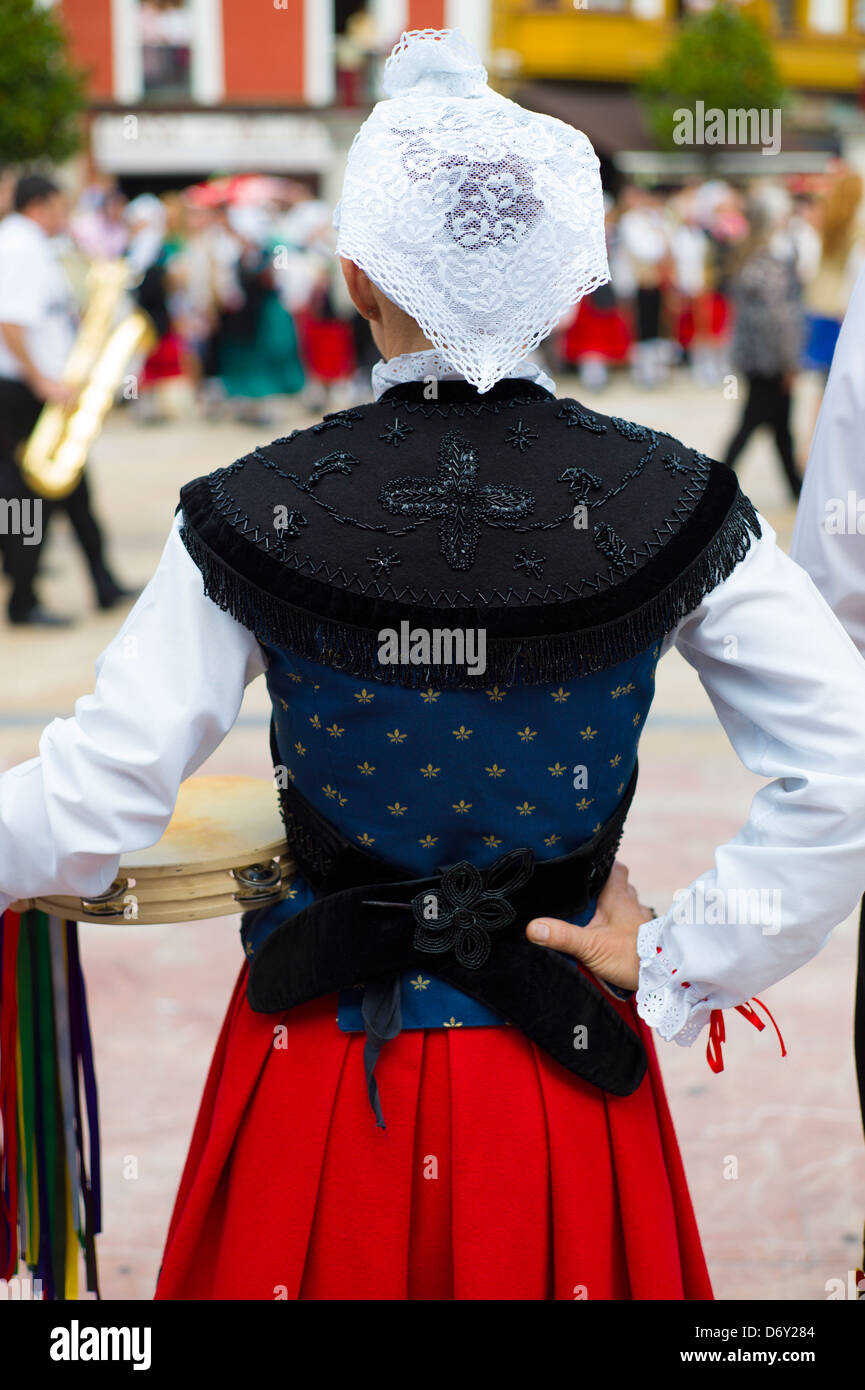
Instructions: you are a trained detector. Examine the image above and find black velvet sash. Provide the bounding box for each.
[246,734,648,1120]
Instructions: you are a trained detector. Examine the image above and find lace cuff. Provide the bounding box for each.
[635,914,714,1047]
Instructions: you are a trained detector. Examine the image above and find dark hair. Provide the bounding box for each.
[14,175,61,212]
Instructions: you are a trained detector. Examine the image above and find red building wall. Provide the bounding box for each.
[222,0,305,103]
[59,0,114,100]
[408,0,447,29]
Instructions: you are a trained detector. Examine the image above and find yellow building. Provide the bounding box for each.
[494,0,865,92]
[493,0,865,171]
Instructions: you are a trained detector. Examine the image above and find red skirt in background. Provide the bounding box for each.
[140,332,185,385]
[560,299,632,365]
[154,964,712,1301]
[674,291,730,348]
[295,308,357,383]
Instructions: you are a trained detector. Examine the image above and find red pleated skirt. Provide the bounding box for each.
[154,965,712,1301]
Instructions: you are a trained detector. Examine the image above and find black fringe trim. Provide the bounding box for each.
[179,479,760,690]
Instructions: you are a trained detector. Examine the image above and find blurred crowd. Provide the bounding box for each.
[57,173,372,425]
[3,160,865,483]
[52,167,865,415]
[557,165,865,498]
[561,168,862,388]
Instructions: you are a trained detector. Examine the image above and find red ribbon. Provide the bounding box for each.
[707,995,787,1075]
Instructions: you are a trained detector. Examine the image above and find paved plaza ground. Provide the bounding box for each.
[2,368,862,1301]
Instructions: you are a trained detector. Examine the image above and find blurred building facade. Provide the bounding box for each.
[494,0,865,174]
[55,0,491,198]
[52,0,865,189]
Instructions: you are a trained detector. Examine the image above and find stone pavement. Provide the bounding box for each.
[2,370,862,1301]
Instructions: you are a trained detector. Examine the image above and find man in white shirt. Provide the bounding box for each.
[791,260,865,1167]
[0,176,134,625]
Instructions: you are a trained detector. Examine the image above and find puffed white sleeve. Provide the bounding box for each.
[635,514,865,1045]
[0,510,267,915]
[790,258,865,656]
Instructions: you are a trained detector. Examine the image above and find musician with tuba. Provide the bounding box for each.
[0,175,137,626]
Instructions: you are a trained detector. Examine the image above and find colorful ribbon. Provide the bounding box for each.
[0,908,100,1298]
[707,995,787,1075]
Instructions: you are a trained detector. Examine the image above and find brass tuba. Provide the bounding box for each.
[19,258,156,500]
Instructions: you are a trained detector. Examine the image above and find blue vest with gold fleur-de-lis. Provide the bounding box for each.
[178,376,759,1037]
[252,641,657,1030]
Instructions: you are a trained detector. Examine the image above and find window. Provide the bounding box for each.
[139,0,193,102]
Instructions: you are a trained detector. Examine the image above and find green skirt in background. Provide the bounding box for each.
[218,294,305,399]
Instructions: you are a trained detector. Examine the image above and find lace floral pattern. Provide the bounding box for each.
[635,914,714,1047]
[335,30,609,393]
[370,348,556,401]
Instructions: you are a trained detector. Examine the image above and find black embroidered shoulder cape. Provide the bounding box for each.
[178,378,760,688]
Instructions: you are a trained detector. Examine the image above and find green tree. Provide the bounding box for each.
[640,4,785,156]
[0,0,87,167]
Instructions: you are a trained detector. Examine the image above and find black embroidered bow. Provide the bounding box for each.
[410,847,535,969]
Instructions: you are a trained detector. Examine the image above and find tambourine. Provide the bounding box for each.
[12,776,295,924]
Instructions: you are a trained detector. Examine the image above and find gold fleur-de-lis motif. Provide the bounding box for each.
[309,713,322,729]
[388,801,408,816]
[354,688,375,704]
[653,645,659,657]
[294,741,307,757]
[312,683,321,692]
[410,975,430,990]
[387,728,407,744]
[452,799,472,814]
[548,762,567,777]
[420,763,440,778]
[609,753,622,767]
[633,713,641,726]
[576,797,595,811]
[286,768,296,782]
[610,682,636,700]
[420,688,440,704]
[580,726,598,741]
[285,884,299,899]
[288,672,303,683]
[551,687,571,703]
[486,685,506,702]
[617,781,625,796]
[357,831,375,846]
[245,941,254,956]
[517,726,537,742]
[443,1017,463,1028]
[453,725,472,740]
[326,722,345,738]
[418,834,438,848]
[322,784,339,800]
[338,793,348,807]
[544,834,561,847]
[516,800,535,816]
[278,697,289,711]
[357,760,376,775]
[485,763,506,778]
[482,833,502,848]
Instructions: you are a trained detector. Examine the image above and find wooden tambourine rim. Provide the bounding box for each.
[10,775,297,924]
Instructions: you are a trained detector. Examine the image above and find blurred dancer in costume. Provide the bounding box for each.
[214,204,304,425]
[722,185,804,501]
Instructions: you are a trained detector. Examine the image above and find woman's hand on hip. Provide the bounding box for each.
[525,861,652,992]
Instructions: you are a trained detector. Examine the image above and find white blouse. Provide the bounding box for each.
[791,258,865,657]
[3,355,865,1048]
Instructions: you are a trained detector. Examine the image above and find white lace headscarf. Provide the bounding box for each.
[333,28,610,394]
